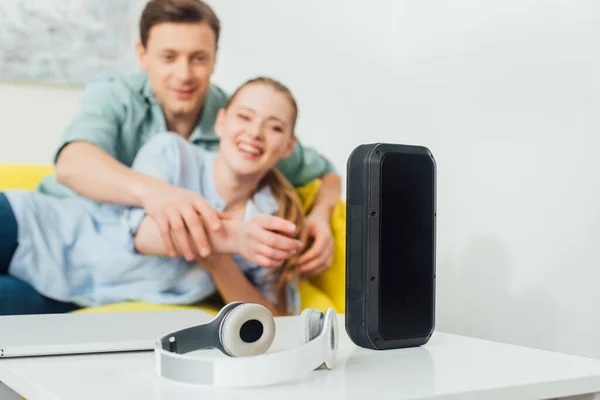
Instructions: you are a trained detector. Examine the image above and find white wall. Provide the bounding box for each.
[2,0,600,359]
[0,82,82,164]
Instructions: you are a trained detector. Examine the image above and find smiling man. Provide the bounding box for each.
[35,0,340,280]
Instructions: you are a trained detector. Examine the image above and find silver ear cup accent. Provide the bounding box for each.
[300,308,313,344]
[300,308,337,370]
[300,308,324,343]
[220,303,276,357]
[323,308,338,369]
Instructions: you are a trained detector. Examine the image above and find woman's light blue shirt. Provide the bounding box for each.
[4,133,300,314]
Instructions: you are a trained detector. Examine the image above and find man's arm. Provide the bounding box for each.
[310,172,342,218]
[296,172,341,276]
[276,138,338,187]
[56,141,169,206]
[54,80,153,205]
[276,139,342,276]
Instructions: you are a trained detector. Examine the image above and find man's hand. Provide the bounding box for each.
[141,183,225,261]
[296,173,340,277]
[297,207,334,277]
[236,214,304,268]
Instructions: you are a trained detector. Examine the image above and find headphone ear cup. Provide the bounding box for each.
[220,303,275,357]
[300,308,324,343]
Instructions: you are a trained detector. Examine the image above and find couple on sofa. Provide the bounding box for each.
[0,0,341,316]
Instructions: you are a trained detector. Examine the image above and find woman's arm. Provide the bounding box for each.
[202,254,288,317]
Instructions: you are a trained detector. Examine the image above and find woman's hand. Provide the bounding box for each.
[235,214,304,268]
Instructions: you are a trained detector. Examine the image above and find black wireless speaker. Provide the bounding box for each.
[345,143,436,350]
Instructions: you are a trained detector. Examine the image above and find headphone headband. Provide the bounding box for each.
[155,303,338,387]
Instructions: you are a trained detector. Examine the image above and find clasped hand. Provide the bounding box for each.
[143,185,304,268]
[235,214,303,267]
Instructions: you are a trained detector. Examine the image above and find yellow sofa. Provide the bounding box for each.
[0,165,346,316]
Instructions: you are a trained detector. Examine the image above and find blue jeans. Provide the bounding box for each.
[0,193,81,315]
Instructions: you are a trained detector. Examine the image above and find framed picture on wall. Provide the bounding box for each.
[0,0,137,86]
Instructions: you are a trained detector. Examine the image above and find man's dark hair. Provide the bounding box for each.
[139,0,220,48]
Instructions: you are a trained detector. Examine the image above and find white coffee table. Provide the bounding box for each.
[2,311,600,400]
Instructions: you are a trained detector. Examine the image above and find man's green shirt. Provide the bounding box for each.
[37,69,335,197]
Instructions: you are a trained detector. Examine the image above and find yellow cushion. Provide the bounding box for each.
[0,165,54,191]
[72,278,338,317]
[0,165,346,315]
[73,301,221,315]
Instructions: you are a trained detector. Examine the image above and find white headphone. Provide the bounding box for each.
[154,301,338,387]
